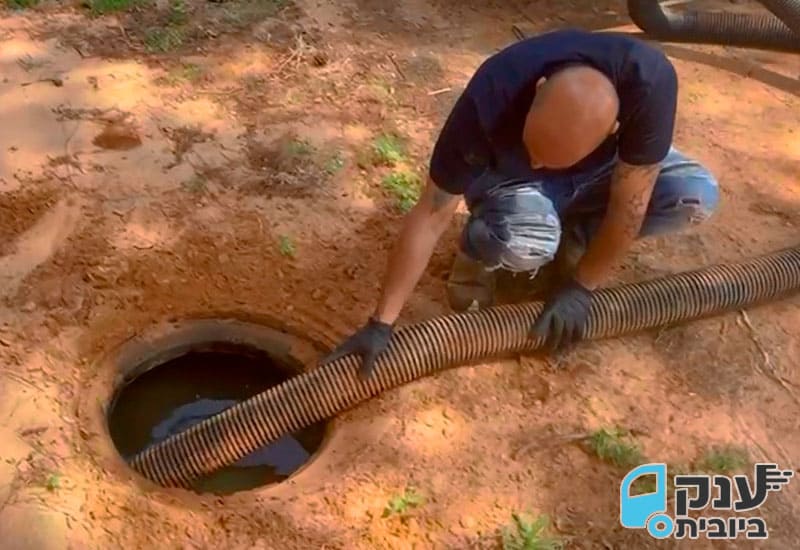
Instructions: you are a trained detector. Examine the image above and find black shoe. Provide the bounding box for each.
[446,250,497,312]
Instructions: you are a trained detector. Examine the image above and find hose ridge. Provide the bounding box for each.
[129,245,800,488]
[627,0,800,53]
[761,0,800,36]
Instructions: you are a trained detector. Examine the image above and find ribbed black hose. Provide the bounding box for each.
[627,0,800,52]
[130,245,800,488]
[761,0,800,36]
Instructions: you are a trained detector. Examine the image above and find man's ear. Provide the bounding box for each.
[611,120,620,135]
[536,76,546,89]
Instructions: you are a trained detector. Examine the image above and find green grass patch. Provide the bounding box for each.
[221,0,289,27]
[167,0,187,25]
[382,487,424,518]
[45,473,61,492]
[500,513,563,550]
[157,63,203,86]
[371,133,406,166]
[143,0,190,52]
[278,235,296,258]
[180,63,203,81]
[284,139,314,158]
[181,175,207,194]
[382,171,421,212]
[587,427,644,468]
[325,151,345,175]
[145,26,184,52]
[86,0,142,15]
[156,64,202,86]
[5,0,39,9]
[697,445,749,474]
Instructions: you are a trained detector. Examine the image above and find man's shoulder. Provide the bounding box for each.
[470,29,672,84]
[483,28,596,64]
[621,35,674,71]
[615,34,677,98]
[496,28,655,55]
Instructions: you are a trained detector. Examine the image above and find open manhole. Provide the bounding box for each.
[107,339,327,495]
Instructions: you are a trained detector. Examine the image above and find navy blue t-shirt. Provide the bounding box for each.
[429,29,678,202]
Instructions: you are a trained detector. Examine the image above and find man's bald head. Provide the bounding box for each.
[523,65,619,170]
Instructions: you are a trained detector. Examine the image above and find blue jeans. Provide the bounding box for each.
[463,147,720,264]
[560,147,719,247]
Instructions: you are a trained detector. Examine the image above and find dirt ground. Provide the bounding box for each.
[0,0,799,548]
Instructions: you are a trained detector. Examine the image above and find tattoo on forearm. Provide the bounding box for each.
[622,188,649,236]
[612,162,660,237]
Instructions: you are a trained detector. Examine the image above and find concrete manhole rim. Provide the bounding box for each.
[77,316,338,500]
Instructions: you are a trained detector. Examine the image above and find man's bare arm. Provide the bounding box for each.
[373,177,460,323]
[574,160,660,290]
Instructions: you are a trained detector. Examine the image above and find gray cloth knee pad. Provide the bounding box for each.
[462,176,561,273]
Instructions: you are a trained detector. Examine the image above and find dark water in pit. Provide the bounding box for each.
[108,346,327,495]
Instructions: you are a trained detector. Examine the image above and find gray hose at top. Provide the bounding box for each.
[627,0,800,52]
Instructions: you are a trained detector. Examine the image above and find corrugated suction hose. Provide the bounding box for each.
[130,245,800,489]
[627,0,800,52]
[761,0,800,35]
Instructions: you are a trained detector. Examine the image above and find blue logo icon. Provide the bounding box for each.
[620,462,793,540]
[620,463,674,538]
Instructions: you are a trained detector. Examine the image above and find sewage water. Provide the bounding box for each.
[108,345,327,495]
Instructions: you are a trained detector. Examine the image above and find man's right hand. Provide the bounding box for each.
[319,318,394,380]
[323,175,459,380]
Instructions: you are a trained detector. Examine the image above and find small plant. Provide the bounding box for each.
[382,171,421,212]
[697,445,749,474]
[382,487,424,518]
[278,235,296,258]
[325,152,345,175]
[284,139,314,158]
[371,133,406,166]
[145,26,184,52]
[181,175,206,194]
[500,513,563,550]
[588,427,644,468]
[157,63,203,86]
[222,0,289,26]
[86,0,140,15]
[6,0,39,9]
[45,473,61,492]
[168,0,188,25]
[179,63,203,82]
[168,63,203,82]
[139,0,188,51]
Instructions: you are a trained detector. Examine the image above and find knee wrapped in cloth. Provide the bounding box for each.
[460,173,562,273]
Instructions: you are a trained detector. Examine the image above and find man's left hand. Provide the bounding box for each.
[529,278,592,353]
[319,318,393,380]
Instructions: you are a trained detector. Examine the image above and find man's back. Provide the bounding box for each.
[437,28,678,199]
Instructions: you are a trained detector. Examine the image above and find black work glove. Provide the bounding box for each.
[320,318,393,380]
[529,278,592,353]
